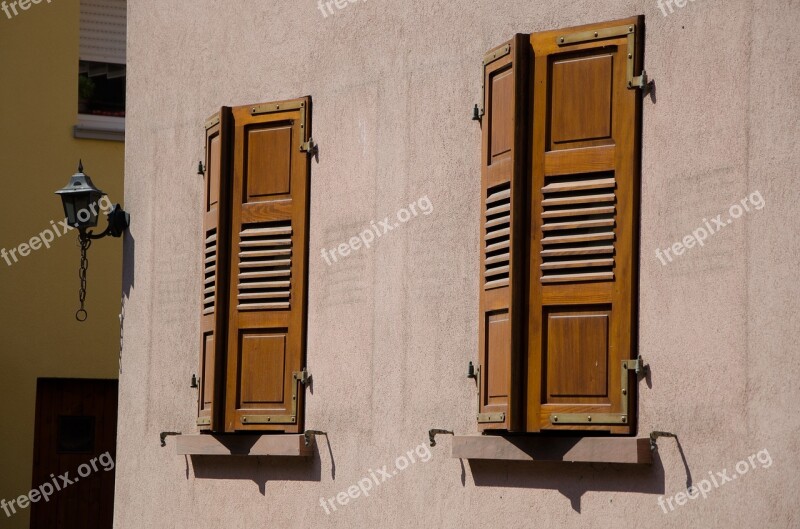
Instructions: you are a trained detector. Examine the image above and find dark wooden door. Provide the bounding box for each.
[30,378,118,529]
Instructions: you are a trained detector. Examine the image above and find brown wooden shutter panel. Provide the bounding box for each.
[224,97,312,433]
[477,35,530,432]
[197,107,233,432]
[526,17,643,435]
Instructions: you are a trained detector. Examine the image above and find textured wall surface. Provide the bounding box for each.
[0,2,124,528]
[118,0,800,527]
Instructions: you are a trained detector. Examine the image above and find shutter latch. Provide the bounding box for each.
[300,138,317,155]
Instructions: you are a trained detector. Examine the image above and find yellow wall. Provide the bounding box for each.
[0,1,123,528]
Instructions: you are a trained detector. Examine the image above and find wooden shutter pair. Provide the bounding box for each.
[198,98,313,433]
[478,17,643,435]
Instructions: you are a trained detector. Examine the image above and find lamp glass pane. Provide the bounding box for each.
[73,194,91,228]
[62,199,77,225]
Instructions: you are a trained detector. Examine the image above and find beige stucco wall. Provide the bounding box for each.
[118,0,799,527]
[0,1,124,528]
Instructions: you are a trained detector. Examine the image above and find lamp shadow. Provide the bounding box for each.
[119,230,135,372]
[122,229,135,298]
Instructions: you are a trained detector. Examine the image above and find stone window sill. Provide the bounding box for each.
[175,434,313,457]
[450,435,651,464]
[74,114,125,142]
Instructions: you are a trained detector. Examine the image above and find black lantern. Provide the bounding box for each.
[55,160,106,229]
[55,160,130,321]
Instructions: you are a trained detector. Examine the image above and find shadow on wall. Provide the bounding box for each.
[190,454,321,495]
[189,437,336,495]
[119,231,135,371]
[122,229,135,298]
[468,454,669,513]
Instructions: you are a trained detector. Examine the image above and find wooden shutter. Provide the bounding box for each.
[526,17,643,435]
[477,35,530,432]
[224,98,312,433]
[197,108,233,432]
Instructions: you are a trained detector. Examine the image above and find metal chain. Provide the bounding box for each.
[76,235,91,321]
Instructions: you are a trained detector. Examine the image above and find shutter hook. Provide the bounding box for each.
[304,430,327,447]
[467,361,478,379]
[429,429,454,447]
[649,431,677,452]
[160,431,181,447]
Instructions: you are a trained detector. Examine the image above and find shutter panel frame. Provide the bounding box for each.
[197,107,233,432]
[224,97,312,434]
[477,35,530,432]
[526,16,643,435]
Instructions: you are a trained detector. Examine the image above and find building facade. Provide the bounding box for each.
[116,1,798,528]
[0,1,125,528]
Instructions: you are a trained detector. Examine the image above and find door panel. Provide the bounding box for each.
[30,378,118,529]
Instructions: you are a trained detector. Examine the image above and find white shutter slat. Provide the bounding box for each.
[80,0,127,65]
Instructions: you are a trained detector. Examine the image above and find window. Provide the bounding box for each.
[197,98,314,434]
[477,17,644,435]
[75,0,126,141]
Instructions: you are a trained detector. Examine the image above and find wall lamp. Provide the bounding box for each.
[55,160,130,321]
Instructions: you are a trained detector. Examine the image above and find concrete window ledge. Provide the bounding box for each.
[73,114,125,142]
[451,435,652,464]
[175,434,313,457]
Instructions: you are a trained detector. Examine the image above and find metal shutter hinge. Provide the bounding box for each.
[474,43,511,122]
[300,138,317,154]
[549,356,646,425]
[556,24,652,94]
[477,412,505,424]
[240,369,311,426]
